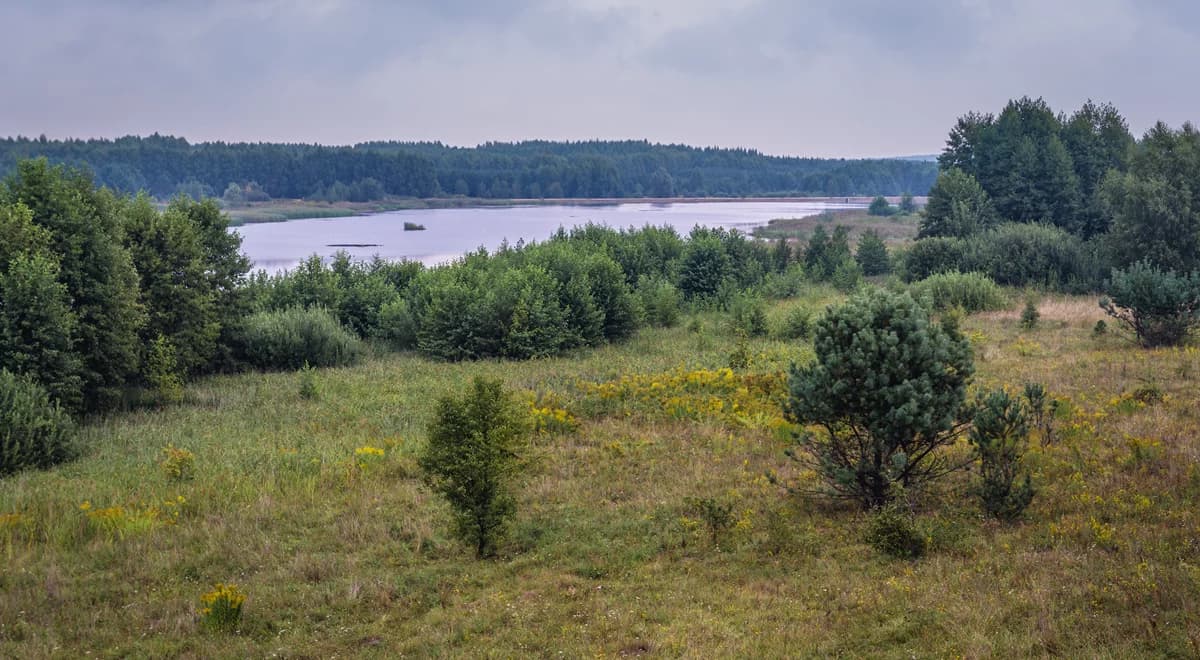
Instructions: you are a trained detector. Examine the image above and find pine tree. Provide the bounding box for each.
[784,289,974,508]
[855,230,890,276]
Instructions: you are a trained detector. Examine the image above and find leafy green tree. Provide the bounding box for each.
[868,196,892,216]
[678,234,731,300]
[1101,122,1200,272]
[1100,260,1200,347]
[771,237,792,273]
[783,289,974,508]
[1061,100,1135,237]
[898,193,917,214]
[0,251,84,409]
[169,197,252,371]
[855,230,890,276]
[3,159,144,411]
[420,377,528,558]
[123,196,219,376]
[920,169,998,238]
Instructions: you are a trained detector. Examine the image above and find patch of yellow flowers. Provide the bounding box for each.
[577,367,789,430]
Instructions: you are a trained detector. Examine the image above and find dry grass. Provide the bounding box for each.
[1,293,1199,657]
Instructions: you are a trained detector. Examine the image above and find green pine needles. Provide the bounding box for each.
[784,289,974,508]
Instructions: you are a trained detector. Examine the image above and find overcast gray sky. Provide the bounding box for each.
[1,0,1196,157]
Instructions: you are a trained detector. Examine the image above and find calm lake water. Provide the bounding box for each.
[235,200,863,273]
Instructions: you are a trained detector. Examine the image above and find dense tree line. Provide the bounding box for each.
[0,135,937,202]
[918,98,1200,275]
[0,159,251,414]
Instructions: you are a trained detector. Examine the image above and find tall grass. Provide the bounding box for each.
[1,297,1199,656]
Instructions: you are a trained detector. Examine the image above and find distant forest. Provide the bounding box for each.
[0,136,937,201]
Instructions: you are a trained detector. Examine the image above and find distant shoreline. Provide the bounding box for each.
[224,195,923,226]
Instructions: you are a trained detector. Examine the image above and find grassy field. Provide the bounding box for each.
[2,287,1199,657]
[752,209,920,245]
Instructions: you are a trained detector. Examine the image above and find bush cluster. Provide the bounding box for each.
[240,307,364,370]
[909,271,1009,313]
[0,369,75,476]
[900,223,1100,292]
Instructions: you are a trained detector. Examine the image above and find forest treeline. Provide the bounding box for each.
[0,136,936,202]
[908,98,1200,287]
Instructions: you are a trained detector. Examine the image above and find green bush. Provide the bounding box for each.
[969,389,1035,520]
[0,369,76,476]
[1020,299,1040,329]
[420,377,528,558]
[864,503,927,559]
[773,305,813,340]
[240,307,363,370]
[375,298,418,349]
[901,237,969,282]
[1100,260,1200,347]
[637,276,683,327]
[868,196,894,217]
[967,223,1099,292]
[909,271,1008,313]
[831,259,864,293]
[784,289,974,508]
[727,294,768,337]
[144,335,184,405]
[855,230,890,276]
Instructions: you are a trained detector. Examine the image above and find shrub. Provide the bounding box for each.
[420,377,528,558]
[199,583,246,631]
[968,389,1035,520]
[727,294,768,337]
[1020,299,1040,329]
[1092,319,1107,337]
[868,196,893,216]
[909,271,1007,313]
[967,223,1099,292]
[686,496,736,549]
[0,369,76,476]
[864,503,927,559]
[831,259,864,293]
[1022,382,1057,445]
[784,289,974,508]
[144,335,184,405]
[298,361,319,400]
[1100,261,1200,347]
[637,276,683,327]
[855,230,890,276]
[901,237,969,282]
[774,305,813,340]
[759,263,807,299]
[376,298,418,350]
[240,307,363,370]
[160,445,196,482]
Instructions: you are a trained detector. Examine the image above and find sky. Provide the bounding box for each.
[1,0,1197,158]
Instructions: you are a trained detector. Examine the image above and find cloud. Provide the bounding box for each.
[0,0,1197,157]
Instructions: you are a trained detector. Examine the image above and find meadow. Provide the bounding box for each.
[751,208,920,245]
[2,287,1199,657]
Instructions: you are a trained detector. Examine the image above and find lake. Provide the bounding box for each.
[235,200,863,273]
